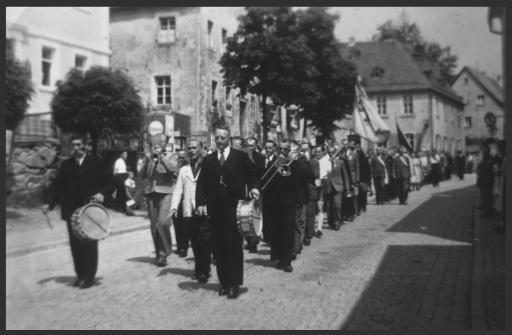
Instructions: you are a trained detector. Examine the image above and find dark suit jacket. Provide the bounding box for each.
[357,149,371,183]
[196,148,259,210]
[264,157,315,206]
[250,151,266,178]
[307,158,320,200]
[326,158,350,194]
[345,149,360,184]
[47,155,115,221]
[371,156,388,178]
[392,155,411,179]
[261,154,279,196]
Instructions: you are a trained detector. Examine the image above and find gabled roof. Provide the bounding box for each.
[454,66,503,107]
[337,40,463,104]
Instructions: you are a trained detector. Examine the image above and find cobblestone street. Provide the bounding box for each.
[6,175,503,330]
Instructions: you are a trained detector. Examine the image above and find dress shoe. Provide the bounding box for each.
[303,238,311,246]
[275,261,284,269]
[283,264,293,272]
[197,273,209,283]
[218,286,229,296]
[80,278,95,289]
[156,257,168,267]
[249,245,258,253]
[178,249,187,258]
[315,231,323,238]
[291,253,297,261]
[73,279,85,287]
[227,286,240,299]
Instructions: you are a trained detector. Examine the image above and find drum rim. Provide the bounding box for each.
[74,202,112,240]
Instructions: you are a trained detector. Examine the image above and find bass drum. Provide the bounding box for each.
[236,199,262,237]
[71,203,112,241]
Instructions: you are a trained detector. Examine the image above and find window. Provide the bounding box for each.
[464,117,472,129]
[207,20,214,49]
[370,66,385,79]
[403,94,413,114]
[158,17,176,43]
[75,55,87,70]
[154,76,171,105]
[211,80,218,108]
[221,28,227,45]
[476,95,485,106]
[42,46,55,86]
[405,133,415,150]
[376,96,387,115]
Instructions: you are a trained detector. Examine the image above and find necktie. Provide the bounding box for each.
[219,149,225,166]
[265,158,269,169]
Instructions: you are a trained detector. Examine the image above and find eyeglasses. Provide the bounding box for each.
[215,136,228,140]
[188,146,197,150]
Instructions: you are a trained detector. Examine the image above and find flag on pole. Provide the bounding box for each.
[396,121,413,153]
[353,79,390,144]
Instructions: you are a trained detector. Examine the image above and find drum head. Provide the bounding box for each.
[252,200,263,236]
[80,203,112,240]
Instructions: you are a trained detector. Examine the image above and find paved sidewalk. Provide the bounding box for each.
[6,208,151,258]
[8,176,501,330]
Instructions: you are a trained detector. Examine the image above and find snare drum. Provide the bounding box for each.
[236,199,262,237]
[71,203,112,241]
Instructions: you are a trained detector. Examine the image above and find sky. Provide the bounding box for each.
[329,7,503,80]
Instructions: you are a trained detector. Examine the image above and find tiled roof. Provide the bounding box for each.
[338,40,463,104]
[458,66,503,107]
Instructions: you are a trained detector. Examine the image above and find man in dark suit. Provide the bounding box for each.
[196,125,260,299]
[392,146,412,205]
[244,136,265,253]
[43,132,115,289]
[454,150,466,180]
[266,140,315,272]
[260,140,279,245]
[344,140,360,220]
[325,145,351,230]
[139,144,179,267]
[356,144,371,213]
[303,143,321,247]
[370,147,389,205]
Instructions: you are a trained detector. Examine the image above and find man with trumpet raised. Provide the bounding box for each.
[265,140,315,272]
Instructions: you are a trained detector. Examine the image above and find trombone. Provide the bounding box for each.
[261,152,298,191]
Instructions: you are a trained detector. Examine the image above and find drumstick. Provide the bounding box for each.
[44,212,54,229]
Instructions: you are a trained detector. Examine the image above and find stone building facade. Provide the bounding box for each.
[109,7,261,148]
[337,40,465,154]
[451,66,504,153]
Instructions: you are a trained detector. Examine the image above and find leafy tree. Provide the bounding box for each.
[51,66,144,154]
[377,19,458,83]
[220,7,356,141]
[6,50,34,130]
[295,7,358,138]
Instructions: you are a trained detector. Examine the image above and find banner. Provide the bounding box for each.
[353,81,390,144]
[396,122,413,153]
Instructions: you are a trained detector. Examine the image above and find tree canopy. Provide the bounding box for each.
[51,66,144,154]
[5,50,34,130]
[220,7,357,141]
[376,20,458,83]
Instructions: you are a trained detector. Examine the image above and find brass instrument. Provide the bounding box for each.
[261,153,297,191]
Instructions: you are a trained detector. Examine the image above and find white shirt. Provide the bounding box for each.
[319,154,332,179]
[114,157,127,174]
[265,154,275,168]
[217,146,231,162]
[76,154,86,166]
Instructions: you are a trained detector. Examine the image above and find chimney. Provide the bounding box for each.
[348,36,356,47]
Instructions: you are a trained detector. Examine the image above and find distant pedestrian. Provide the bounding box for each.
[454,150,466,180]
[113,151,129,213]
[476,143,494,218]
[410,152,422,191]
[124,170,136,215]
[392,146,411,205]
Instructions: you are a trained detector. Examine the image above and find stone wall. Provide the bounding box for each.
[6,140,61,207]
